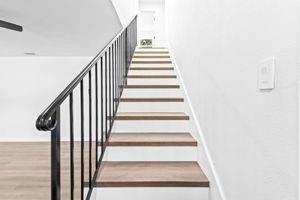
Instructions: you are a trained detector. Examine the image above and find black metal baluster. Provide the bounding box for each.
[114,41,117,111]
[118,37,121,97]
[116,39,119,102]
[95,63,98,168]
[105,52,108,139]
[119,34,122,87]
[112,43,115,116]
[125,29,128,77]
[80,80,84,200]
[127,28,129,64]
[120,36,122,96]
[108,47,112,130]
[121,34,123,86]
[124,33,126,84]
[123,33,125,82]
[123,33,125,84]
[127,28,130,63]
[118,34,123,86]
[51,108,60,200]
[100,57,104,153]
[120,34,123,86]
[88,71,92,189]
[69,92,74,200]
[130,23,132,55]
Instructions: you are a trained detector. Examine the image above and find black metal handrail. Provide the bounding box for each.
[0,20,23,32]
[35,16,137,200]
[36,17,136,132]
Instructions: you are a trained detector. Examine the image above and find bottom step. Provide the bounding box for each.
[96,162,209,187]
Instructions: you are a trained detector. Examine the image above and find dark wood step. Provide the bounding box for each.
[113,112,189,120]
[108,132,197,146]
[126,75,177,79]
[130,67,174,70]
[96,161,209,187]
[120,98,184,102]
[123,85,180,89]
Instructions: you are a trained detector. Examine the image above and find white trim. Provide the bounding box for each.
[297,36,300,200]
[167,43,227,200]
[298,76,300,200]
[298,49,300,200]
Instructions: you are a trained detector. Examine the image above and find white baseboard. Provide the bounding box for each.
[167,43,227,200]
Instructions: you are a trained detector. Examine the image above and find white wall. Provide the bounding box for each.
[165,0,299,200]
[0,0,130,141]
[0,57,92,141]
[138,0,166,47]
[111,0,138,27]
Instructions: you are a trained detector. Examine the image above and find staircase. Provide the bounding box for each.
[34,16,209,199]
[93,48,209,200]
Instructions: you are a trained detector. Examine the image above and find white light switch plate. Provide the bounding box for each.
[258,57,275,90]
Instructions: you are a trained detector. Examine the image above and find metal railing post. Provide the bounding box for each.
[51,108,61,200]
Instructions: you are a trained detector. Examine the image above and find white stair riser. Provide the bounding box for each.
[122,89,184,98]
[127,78,179,85]
[128,70,176,75]
[118,102,185,112]
[105,147,197,161]
[112,121,192,132]
[93,188,209,200]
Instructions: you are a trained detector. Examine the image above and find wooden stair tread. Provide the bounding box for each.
[130,67,174,70]
[96,161,209,187]
[126,75,177,79]
[108,132,197,146]
[124,85,180,89]
[120,98,184,102]
[113,112,189,120]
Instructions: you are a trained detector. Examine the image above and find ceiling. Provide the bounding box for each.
[0,0,122,56]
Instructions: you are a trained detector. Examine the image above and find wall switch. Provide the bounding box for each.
[258,57,275,90]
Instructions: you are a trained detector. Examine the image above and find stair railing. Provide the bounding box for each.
[36,16,137,200]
